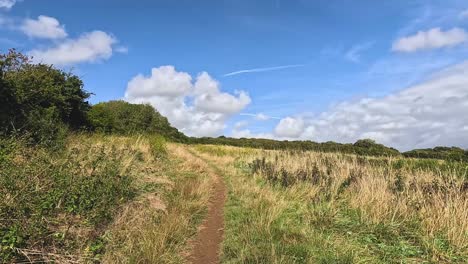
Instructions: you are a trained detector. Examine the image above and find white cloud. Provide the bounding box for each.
[0,0,16,10]
[231,127,273,139]
[392,27,468,52]
[193,72,251,114]
[126,66,192,98]
[274,117,305,138]
[125,66,251,137]
[21,15,67,39]
[29,31,116,65]
[267,61,468,150]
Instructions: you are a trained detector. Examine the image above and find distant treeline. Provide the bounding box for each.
[190,137,468,161]
[403,147,468,162]
[189,137,403,157]
[1,49,466,161]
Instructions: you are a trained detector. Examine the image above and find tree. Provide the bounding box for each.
[88,101,187,141]
[0,49,91,144]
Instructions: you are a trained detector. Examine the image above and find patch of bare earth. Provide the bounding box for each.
[186,159,226,264]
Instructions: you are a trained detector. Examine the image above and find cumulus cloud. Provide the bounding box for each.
[392,27,468,52]
[21,15,67,39]
[29,31,117,65]
[125,66,251,137]
[274,117,305,138]
[126,66,192,98]
[193,72,251,114]
[0,0,16,10]
[269,61,468,150]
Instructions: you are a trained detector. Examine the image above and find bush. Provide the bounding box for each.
[88,101,187,141]
[24,107,69,148]
[404,146,468,162]
[0,49,90,146]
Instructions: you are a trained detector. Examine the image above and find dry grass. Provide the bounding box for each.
[193,144,468,262]
[101,143,214,263]
[1,135,219,263]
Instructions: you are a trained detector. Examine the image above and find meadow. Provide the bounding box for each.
[1,136,467,263]
[193,145,468,263]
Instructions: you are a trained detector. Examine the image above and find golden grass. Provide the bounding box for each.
[6,135,218,263]
[193,144,468,261]
[102,143,214,263]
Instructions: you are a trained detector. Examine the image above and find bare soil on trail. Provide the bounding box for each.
[187,164,226,264]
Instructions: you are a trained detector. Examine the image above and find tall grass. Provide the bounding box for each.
[0,135,141,262]
[101,143,214,263]
[0,135,213,263]
[194,144,468,263]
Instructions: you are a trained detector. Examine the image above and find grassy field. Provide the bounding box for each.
[1,137,467,263]
[0,135,214,263]
[192,144,468,263]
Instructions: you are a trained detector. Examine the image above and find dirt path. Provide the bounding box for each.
[187,157,226,264]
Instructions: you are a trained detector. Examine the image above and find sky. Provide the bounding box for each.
[1,0,468,150]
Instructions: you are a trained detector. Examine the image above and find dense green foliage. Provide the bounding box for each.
[0,50,187,145]
[0,50,91,145]
[88,100,186,141]
[404,146,468,162]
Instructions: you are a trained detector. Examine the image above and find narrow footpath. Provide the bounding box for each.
[187,154,227,264]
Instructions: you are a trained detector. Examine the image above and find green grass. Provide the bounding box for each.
[0,136,141,262]
[221,165,357,263]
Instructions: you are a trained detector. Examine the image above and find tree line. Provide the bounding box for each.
[1,49,466,161]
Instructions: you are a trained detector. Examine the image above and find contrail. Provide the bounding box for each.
[240,113,281,120]
[224,64,305,77]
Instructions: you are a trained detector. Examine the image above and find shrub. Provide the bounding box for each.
[88,101,187,141]
[0,49,90,146]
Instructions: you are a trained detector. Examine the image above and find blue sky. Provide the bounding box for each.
[1,0,468,150]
